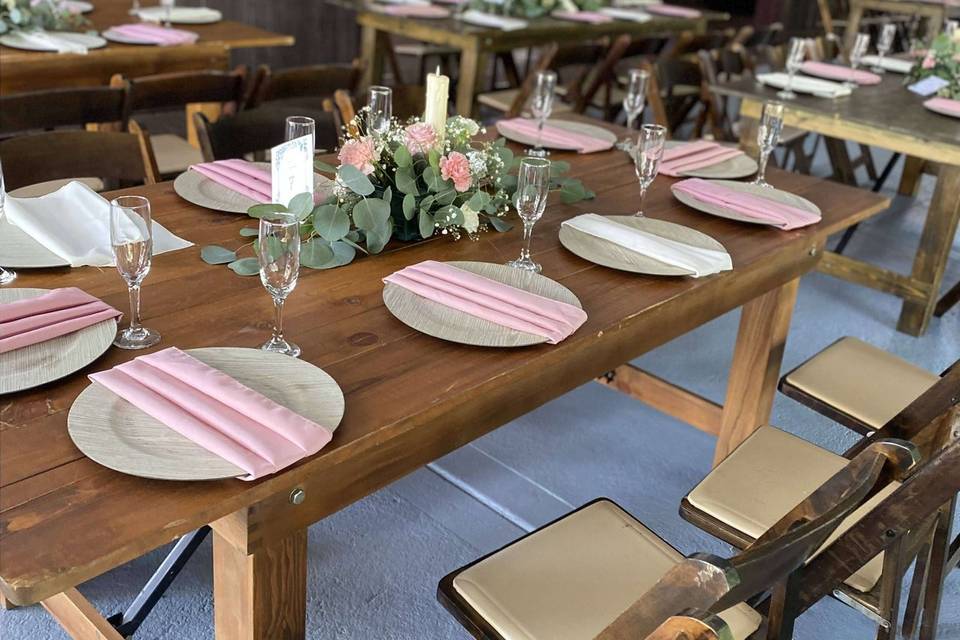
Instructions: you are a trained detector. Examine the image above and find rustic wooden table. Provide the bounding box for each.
[0,0,294,94]
[713,74,960,337]
[0,122,888,639]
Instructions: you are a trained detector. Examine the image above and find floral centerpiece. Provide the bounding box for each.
[0,0,89,34]
[908,32,960,100]
[470,0,603,19]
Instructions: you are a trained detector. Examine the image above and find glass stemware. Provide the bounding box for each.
[507,158,550,273]
[750,101,784,189]
[258,213,301,357]
[0,158,15,286]
[945,20,958,40]
[159,0,174,27]
[623,68,649,131]
[110,196,161,350]
[846,33,870,89]
[285,115,316,155]
[778,38,806,100]
[129,0,140,15]
[872,24,897,73]
[528,70,557,158]
[632,124,666,217]
[367,86,393,140]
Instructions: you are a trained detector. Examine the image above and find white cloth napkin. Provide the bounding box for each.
[860,55,914,74]
[3,181,193,268]
[459,10,528,30]
[562,214,732,277]
[757,72,851,98]
[598,7,653,21]
[136,6,221,22]
[19,30,88,54]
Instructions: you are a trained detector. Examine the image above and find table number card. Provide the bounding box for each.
[908,76,949,97]
[271,134,314,208]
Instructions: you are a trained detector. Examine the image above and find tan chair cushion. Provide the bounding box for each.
[151,133,204,176]
[477,89,573,116]
[453,500,762,640]
[8,177,104,198]
[687,426,898,593]
[784,337,939,430]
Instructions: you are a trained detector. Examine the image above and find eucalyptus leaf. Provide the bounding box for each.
[394,145,412,167]
[227,257,260,276]
[287,192,314,220]
[422,166,447,192]
[238,227,259,237]
[342,236,368,254]
[496,146,514,169]
[300,239,336,268]
[305,240,357,269]
[200,245,237,265]
[435,189,456,206]
[486,215,514,233]
[353,198,391,231]
[467,191,491,212]
[396,166,419,195]
[338,164,374,196]
[314,204,351,242]
[549,160,571,177]
[382,186,393,206]
[248,203,288,219]
[365,220,392,254]
[418,211,435,238]
[314,160,337,174]
[402,193,417,220]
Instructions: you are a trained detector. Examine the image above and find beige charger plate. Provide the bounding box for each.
[174,163,335,214]
[68,347,345,481]
[0,289,116,395]
[671,179,821,228]
[0,31,107,51]
[495,119,617,152]
[383,261,582,348]
[662,140,758,180]
[559,215,728,276]
[0,218,70,269]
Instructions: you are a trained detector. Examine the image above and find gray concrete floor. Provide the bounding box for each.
[2,144,958,639]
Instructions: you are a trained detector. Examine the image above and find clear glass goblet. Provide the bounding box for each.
[110,196,161,350]
[872,24,897,73]
[367,86,393,140]
[258,213,301,357]
[846,33,870,89]
[528,70,557,158]
[750,101,784,189]
[778,38,806,100]
[633,124,666,217]
[508,157,551,273]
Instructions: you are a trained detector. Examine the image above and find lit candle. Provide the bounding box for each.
[424,66,449,145]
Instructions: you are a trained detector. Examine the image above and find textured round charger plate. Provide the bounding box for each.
[102,27,186,45]
[68,347,346,481]
[559,215,728,276]
[0,218,70,269]
[135,6,222,23]
[0,288,116,395]
[495,119,617,152]
[0,31,106,51]
[174,163,335,213]
[383,261,582,348]
[671,179,821,227]
[663,140,758,179]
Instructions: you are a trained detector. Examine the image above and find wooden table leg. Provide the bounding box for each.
[41,588,125,640]
[214,527,308,640]
[897,165,960,336]
[456,39,487,118]
[714,278,800,465]
[360,24,385,91]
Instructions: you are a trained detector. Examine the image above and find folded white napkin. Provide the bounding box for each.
[3,181,193,268]
[757,72,851,98]
[562,214,732,277]
[136,6,221,22]
[598,7,653,21]
[860,55,914,74]
[19,30,88,54]
[459,9,528,30]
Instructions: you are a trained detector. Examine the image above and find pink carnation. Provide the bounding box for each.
[439,151,472,192]
[404,122,437,154]
[921,53,936,69]
[338,137,377,175]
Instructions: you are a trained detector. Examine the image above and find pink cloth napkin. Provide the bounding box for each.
[380,4,451,17]
[0,287,121,354]
[551,10,614,23]
[383,261,587,344]
[800,61,880,85]
[924,97,960,118]
[673,178,821,230]
[659,141,745,177]
[643,4,702,18]
[110,23,199,45]
[89,347,334,481]
[189,159,272,203]
[498,118,613,154]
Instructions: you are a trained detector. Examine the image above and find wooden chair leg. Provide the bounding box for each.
[875,537,906,640]
[898,155,927,197]
[902,541,932,640]
[766,573,801,640]
[934,278,960,318]
[0,592,16,610]
[918,497,957,640]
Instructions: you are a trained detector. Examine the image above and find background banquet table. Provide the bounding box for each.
[0,122,889,638]
[712,74,960,338]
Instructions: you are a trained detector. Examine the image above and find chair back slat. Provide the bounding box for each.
[117,67,248,116]
[194,106,338,161]
[251,60,365,108]
[0,86,127,135]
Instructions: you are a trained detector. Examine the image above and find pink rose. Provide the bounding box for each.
[404,122,437,154]
[439,151,472,192]
[338,137,377,175]
[922,53,936,69]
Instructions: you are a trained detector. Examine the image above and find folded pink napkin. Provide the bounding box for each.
[0,287,121,354]
[189,159,272,203]
[800,61,880,85]
[924,96,960,118]
[659,141,745,177]
[380,3,451,17]
[551,10,613,23]
[643,4,701,18]
[110,23,199,45]
[89,347,334,480]
[673,178,821,230]
[383,261,587,344]
[499,118,613,154]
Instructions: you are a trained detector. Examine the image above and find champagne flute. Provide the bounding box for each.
[110,196,161,349]
[632,124,666,217]
[750,101,783,188]
[945,20,958,40]
[286,115,316,156]
[160,0,174,27]
[0,159,15,286]
[129,0,140,15]
[872,24,897,73]
[623,68,649,131]
[528,70,557,158]
[258,213,301,357]
[367,86,393,140]
[508,158,550,273]
[777,38,806,99]
[846,33,870,89]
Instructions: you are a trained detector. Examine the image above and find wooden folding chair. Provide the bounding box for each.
[437,436,918,639]
[193,105,338,162]
[477,43,562,119]
[248,59,366,111]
